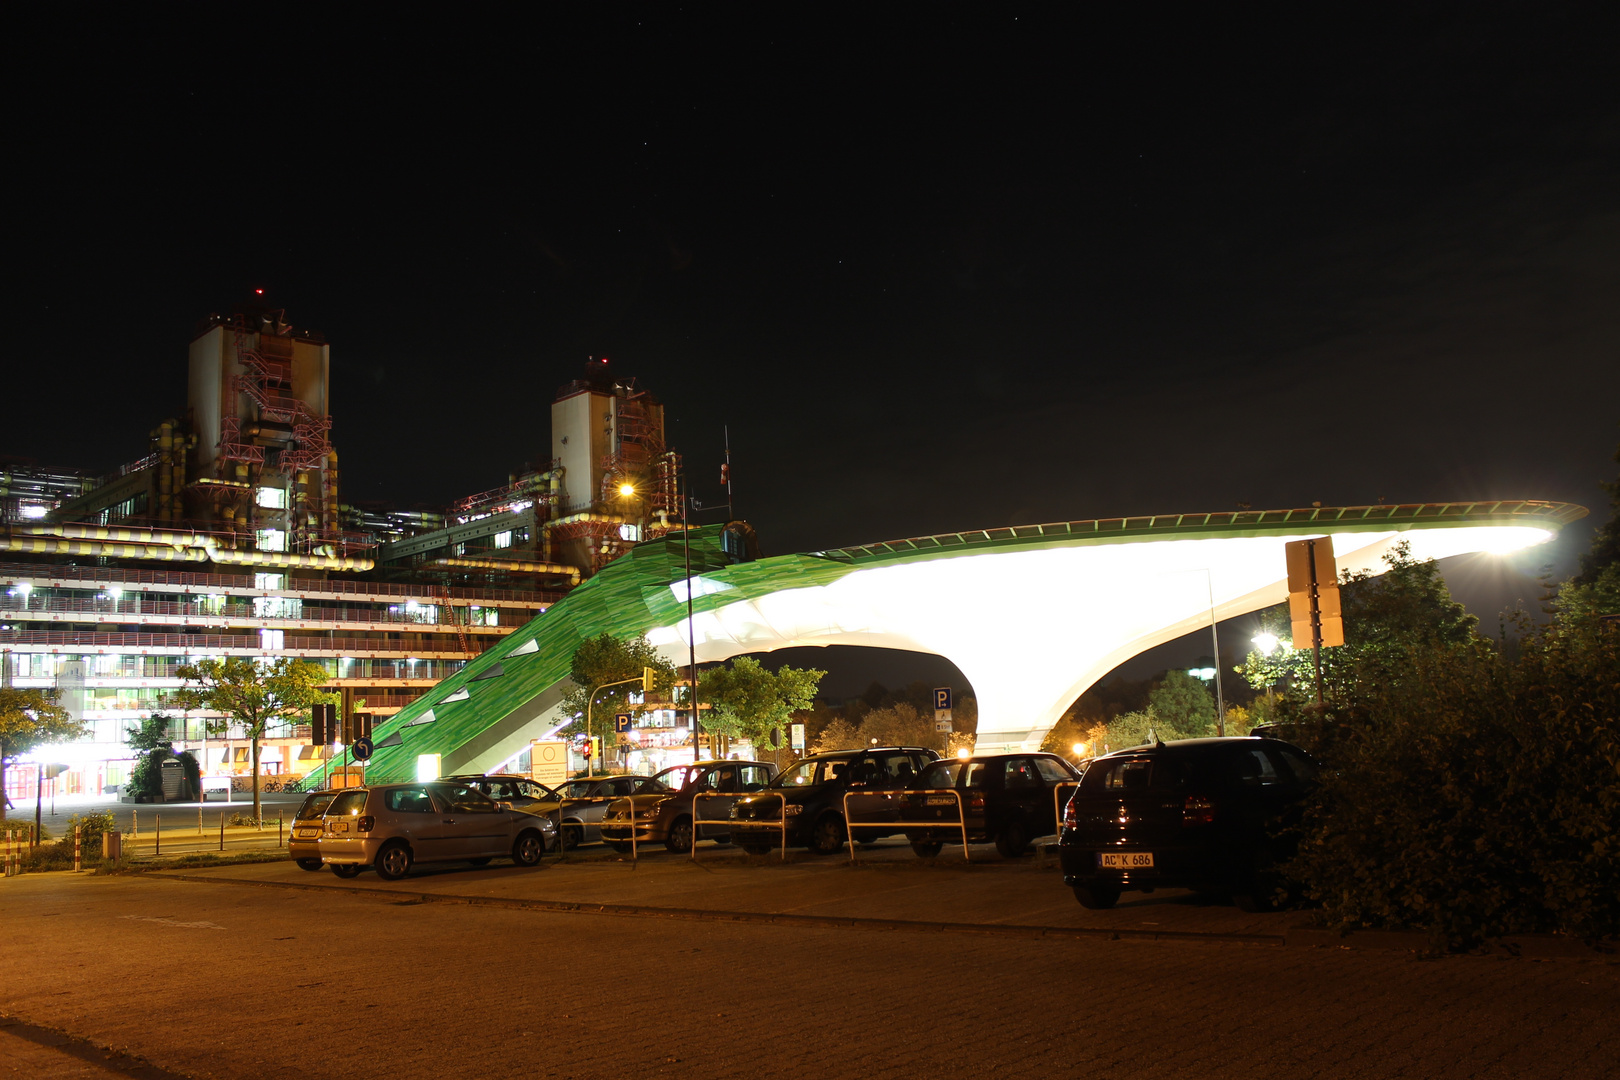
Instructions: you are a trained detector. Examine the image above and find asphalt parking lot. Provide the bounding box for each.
[2,849,1617,1080]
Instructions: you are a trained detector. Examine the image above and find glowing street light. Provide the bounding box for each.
[1072,741,1089,758]
[618,483,636,497]
[1252,632,1281,657]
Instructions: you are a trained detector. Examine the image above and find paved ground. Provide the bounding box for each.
[2,856,1617,1080]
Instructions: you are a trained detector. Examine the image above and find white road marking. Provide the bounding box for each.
[120,915,226,930]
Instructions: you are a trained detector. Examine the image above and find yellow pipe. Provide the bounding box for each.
[432,557,581,585]
[21,524,217,548]
[0,537,209,562]
[544,512,629,528]
[208,549,375,571]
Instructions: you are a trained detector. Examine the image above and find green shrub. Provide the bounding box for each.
[1280,624,1620,949]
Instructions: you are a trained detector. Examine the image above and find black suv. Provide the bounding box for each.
[899,753,1082,857]
[1058,737,1318,911]
[729,747,940,855]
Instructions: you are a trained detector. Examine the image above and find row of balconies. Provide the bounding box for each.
[1,593,534,632]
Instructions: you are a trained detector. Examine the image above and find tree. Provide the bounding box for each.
[169,657,331,823]
[1240,540,1477,711]
[1148,670,1217,736]
[558,634,677,750]
[700,656,825,755]
[0,687,84,821]
[124,714,176,801]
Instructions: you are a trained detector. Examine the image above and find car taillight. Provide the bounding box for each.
[1182,796,1215,826]
[969,794,985,811]
[357,816,374,833]
[1062,795,1079,829]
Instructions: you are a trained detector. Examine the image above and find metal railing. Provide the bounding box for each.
[842,788,970,863]
[0,629,489,657]
[0,593,534,629]
[0,559,561,605]
[693,791,788,862]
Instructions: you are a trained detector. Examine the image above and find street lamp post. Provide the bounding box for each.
[585,674,647,779]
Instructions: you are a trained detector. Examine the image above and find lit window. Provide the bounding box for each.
[259,628,284,650]
[494,531,513,549]
[20,504,49,520]
[256,529,287,552]
[254,573,286,591]
[256,486,287,509]
[619,524,641,542]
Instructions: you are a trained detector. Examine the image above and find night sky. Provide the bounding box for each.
[9,8,1618,695]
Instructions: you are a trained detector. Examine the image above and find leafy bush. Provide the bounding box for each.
[1277,589,1620,949]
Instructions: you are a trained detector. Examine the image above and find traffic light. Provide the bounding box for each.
[642,666,657,693]
[590,736,602,761]
[311,703,335,745]
[356,713,374,740]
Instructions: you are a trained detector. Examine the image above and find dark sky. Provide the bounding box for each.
[8,7,1618,693]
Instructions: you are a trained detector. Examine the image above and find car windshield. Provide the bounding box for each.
[918,761,962,789]
[328,790,368,816]
[554,780,601,799]
[772,757,853,787]
[294,792,337,820]
[645,765,705,793]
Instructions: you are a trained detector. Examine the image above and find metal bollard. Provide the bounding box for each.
[278,815,283,847]
[219,812,225,852]
[199,805,203,835]
[132,809,138,840]
[74,826,81,873]
[155,814,161,856]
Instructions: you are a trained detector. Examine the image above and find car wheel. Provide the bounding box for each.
[1073,883,1120,909]
[512,830,546,867]
[563,823,585,850]
[330,863,363,879]
[666,816,694,854]
[910,840,944,858]
[808,814,847,855]
[295,858,323,872]
[374,840,413,881]
[995,820,1030,858]
[740,843,773,855]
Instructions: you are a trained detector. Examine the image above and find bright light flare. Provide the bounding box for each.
[1475,527,1554,555]
[956,747,971,760]
[618,483,636,497]
[1072,742,1089,757]
[1252,632,1280,656]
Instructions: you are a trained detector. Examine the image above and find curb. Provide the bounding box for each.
[153,871,1288,947]
[1285,926,1616,959]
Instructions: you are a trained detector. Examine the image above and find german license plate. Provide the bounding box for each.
[1098,852,1154,869]
[928,796,957,806]
[295,827,319,838]
[330,821,350,833]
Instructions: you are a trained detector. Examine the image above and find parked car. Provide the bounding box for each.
[1058,737,1318,911]
[730,747,941,855]
[443,774,559,809]
[289,790,340,871]
[318,781,558,880]
[548,774,660,848]
[599,761,775,853]
[899,752,1082,857]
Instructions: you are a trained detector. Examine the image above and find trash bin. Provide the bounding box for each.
[103,831,122,860]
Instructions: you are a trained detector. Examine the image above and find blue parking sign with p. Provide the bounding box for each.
[934,687,952,711]
[614,713,632,734]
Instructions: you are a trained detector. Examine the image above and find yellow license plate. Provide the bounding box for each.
[1098,852,1154,869]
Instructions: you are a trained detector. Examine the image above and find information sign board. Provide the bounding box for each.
[529,740,569,786]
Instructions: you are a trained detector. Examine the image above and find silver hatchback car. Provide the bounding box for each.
[319,781,557,880]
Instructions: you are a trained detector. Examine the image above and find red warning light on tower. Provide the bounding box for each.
[254,288,264,295]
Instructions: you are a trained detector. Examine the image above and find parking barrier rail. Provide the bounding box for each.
[693,791,788,862]
[842,788,970,864]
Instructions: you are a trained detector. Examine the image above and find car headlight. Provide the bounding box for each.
[783,803,804,816]
[635,802,665,819]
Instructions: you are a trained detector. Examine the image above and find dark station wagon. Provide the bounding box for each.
[1058,737,1318,911]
